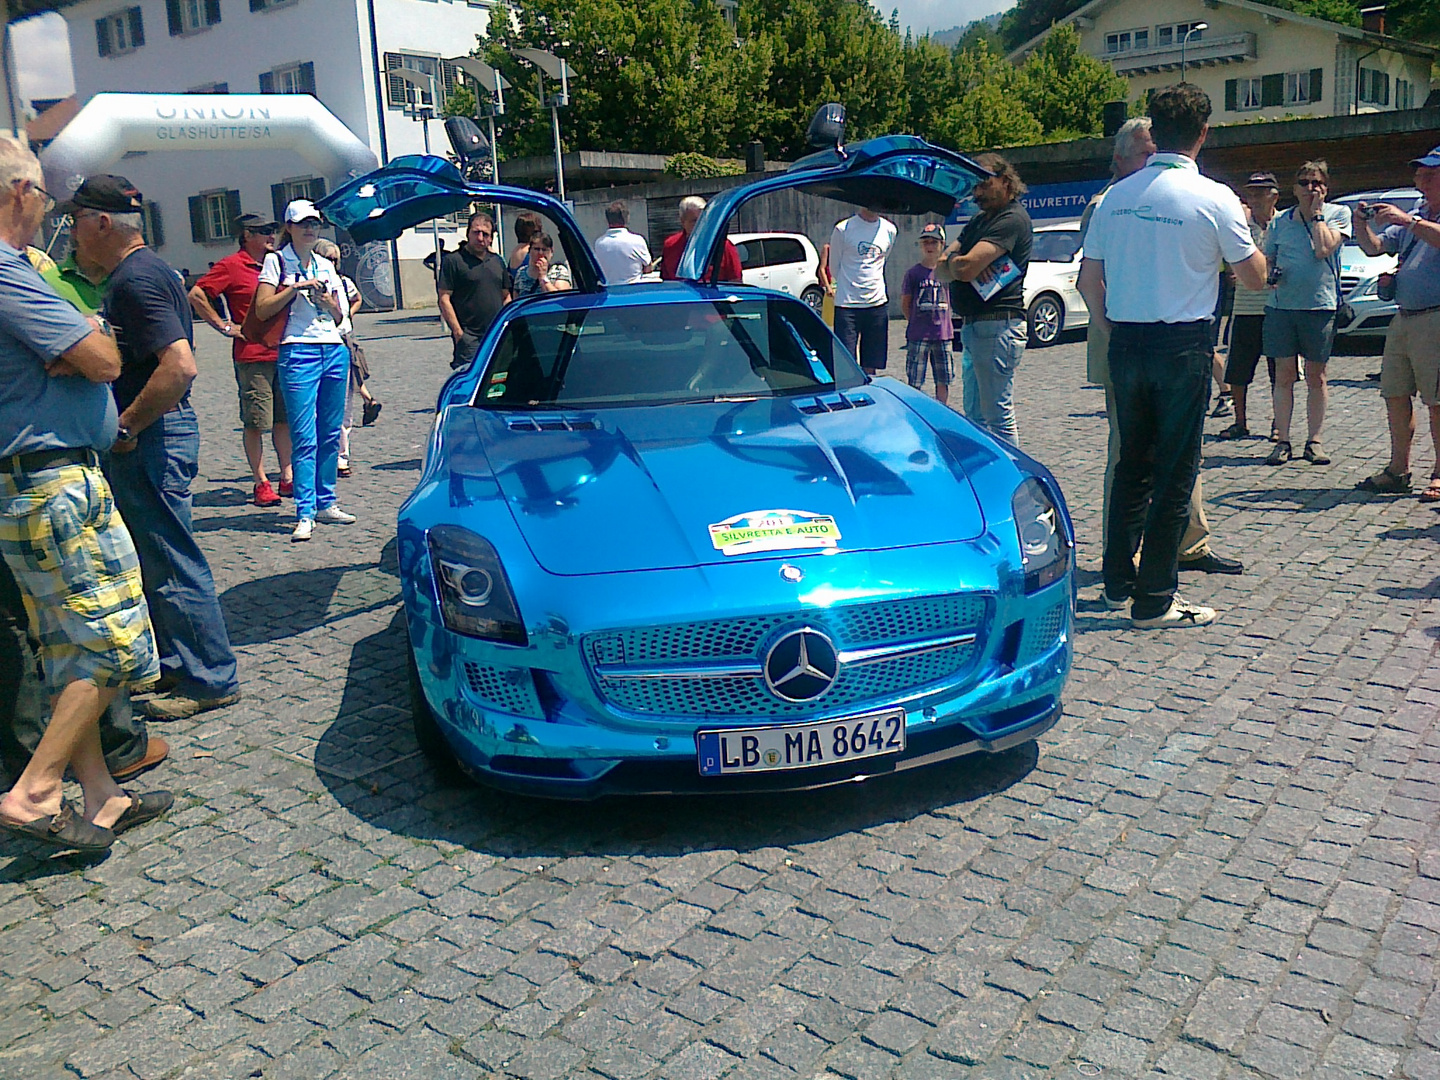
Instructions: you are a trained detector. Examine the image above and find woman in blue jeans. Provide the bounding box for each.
[253,200,357,542]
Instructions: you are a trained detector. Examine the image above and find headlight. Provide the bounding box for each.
[428,525,527,645]
[1351,276,1378,300]
[1012,478,1071,593]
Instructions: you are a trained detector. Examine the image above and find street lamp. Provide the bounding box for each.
[1180,21,1208,83]
[446,56,510,242]
[513,48,571,202]
[389,66,445,284]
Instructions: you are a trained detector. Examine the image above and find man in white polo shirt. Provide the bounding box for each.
[1078,84,1267,629]
[592,201,652,285]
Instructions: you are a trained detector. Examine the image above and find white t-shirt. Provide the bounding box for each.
[1083,154,1257,324]
[829,214,897,308]
[258,245,347,345]
[593,227,652,285]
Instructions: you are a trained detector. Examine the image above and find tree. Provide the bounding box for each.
[1015,25,1129,138]
[927,41,1044,150]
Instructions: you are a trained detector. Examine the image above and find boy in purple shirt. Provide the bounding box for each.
[901,223,955,404]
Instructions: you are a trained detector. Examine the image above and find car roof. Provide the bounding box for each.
[498,280,791,317]
[729,231,811,244]
[1035,221,1080,233]
[1335,188,1421,202]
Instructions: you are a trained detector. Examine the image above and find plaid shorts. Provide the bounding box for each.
[0,460,158,692]
[906,339,954,388]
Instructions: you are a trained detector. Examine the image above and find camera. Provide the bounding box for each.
[1267,264,1283,287]
[1355,204,1377,221]
[1377,273,1397,302]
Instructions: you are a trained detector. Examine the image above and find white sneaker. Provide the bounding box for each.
[292,518,314,543]
[1102,590,1130,611]
[1132,596,1216,629]
[315,506,357,525]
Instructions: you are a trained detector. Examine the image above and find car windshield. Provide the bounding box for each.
[1032,231,1081,263]
[475,299,865,409]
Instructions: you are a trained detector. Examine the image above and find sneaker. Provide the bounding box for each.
[1132,597,1216,630]
[337,462,352,478]
[138,690,241,720]
[1266,441,1293,466]
[278,479,294,498]
[292,518,313,542]
[1211,393,1233,418]
[315,506,357,525]
[1303,440,1331,465]
[362,400,383,426]
[1103,590,1131,611]
[253,481,281,507]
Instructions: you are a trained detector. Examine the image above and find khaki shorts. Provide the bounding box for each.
[234,360,288,432]
[1381,308,1440,405]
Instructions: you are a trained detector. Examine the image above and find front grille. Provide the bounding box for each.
[462,662,544,718]
[585,593,989,718]
[1017,603,1067,663]
[1340,275,1361,297]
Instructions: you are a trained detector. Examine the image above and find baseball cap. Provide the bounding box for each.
[56,174,143,215]
[232,212,276,234]
[284,199,323,223]
[1243,171,1279,190]
[1409,144,1440,168]
[919,222,946,243]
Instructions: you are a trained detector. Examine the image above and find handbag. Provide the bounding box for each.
[240,297,285,348]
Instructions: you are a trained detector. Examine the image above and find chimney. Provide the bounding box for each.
[1361,4,1385,33]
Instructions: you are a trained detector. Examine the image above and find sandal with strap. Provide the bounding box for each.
[1217,422,1250,440]
[1357,466,1412,493]
[0,799,114,852]
[1419,477,1440,503]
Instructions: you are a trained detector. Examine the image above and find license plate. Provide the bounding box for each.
[696,709,906,776]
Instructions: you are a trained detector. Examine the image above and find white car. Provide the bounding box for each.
[1333,187,1421,338]
[639,231,825,310]
[1023,222,1089,347]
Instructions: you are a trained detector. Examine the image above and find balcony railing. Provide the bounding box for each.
[1106,31,1257,74]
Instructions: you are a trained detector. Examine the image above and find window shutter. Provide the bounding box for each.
[259,70,274,94]
[147,204,165,249]
[440,60,458,105]
[224,190,243,237]
[1225,78,1237,111]
[166,0,182,36]
[249,0,264,10]
[1383,72,1390,106]
[271,183,287,224]
[1261,73,1284,107]
[128,7,145,46]
[189,195,208,243]
[383,53,406,107]
[1309,67,1323,103]
[96,17,113,56]
[205,0,221,25]
[308,176,327,199]
[298,61,316,96]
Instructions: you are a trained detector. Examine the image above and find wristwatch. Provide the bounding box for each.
[223,322,234,335]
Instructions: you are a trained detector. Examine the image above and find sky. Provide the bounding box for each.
[10,1,1014,118]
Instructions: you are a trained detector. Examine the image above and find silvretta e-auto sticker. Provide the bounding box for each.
[708,509,842,556]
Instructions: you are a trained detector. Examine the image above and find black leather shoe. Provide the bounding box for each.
[1178,552,1244,575]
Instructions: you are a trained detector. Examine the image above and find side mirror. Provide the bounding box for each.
[806,103,846,151]
[445,115,489,168]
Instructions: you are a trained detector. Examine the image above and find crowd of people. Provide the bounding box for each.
[1,81,1437,852]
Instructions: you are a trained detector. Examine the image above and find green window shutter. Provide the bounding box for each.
[298,61,316,96]
[271,183,288,224]
[1383,73,1390,106]
[96,17,113,56]
[1225,78,1237,111]
[1309,67,1322,103]
[1261,73,1284,107]
[205,0,221,25]
[258,70,274,93]
[224,190,243,237]
[147,203,165,249]
[308,176,327,199]
[166,0,182,36]
[189,195,207,243]
[128,7,145,46]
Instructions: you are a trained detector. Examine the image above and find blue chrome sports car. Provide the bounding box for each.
[319,131,1074,799]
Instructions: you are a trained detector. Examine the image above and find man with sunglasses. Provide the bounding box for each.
[438,211,509,369]
[189,214,294,507]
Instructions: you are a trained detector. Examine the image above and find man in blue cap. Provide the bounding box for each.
[1354,146,1440,499]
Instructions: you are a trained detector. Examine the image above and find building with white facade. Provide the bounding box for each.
[58,0,496,305]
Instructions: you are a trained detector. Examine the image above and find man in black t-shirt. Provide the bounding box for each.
[438,211,510,369]
[68,175,240,721]
[942,154,1033,446]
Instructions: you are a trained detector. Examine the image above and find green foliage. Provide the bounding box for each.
[442,85,477,120]
[1015,24,1130,137]
[1389,0,1440,41]
[665,152,745,178]
[998,0,1087,51]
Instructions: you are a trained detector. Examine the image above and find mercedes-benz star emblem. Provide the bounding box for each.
[764,628,839,702]
[779,564,804,583]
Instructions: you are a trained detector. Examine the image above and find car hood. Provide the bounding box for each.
[454,387,988,575]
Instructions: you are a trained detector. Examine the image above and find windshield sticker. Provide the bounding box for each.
[709,509,841,556]
[485,384,505,399]
[490,371,509,383]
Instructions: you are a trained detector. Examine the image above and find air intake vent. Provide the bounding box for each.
[505,415,599,433]
[795,392,875,415]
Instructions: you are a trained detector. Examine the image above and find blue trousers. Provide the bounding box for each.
[106,405,239,699]
[277,342,349,521]
[960,315,1026,446]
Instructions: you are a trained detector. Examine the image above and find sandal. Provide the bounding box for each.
[1303,441,1331,465]
[1217,423,1250,440]
[1266,441,1292,466]
[1419,477,1440,503]
[1356,467,1412,494]
[0,799,114,852]
[109,790,174,836]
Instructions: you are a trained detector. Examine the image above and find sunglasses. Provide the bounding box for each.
[1297,179,1326,189]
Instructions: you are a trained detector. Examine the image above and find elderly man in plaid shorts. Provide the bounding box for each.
[0,137,172,852]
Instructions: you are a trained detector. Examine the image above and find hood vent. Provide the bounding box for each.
[796,391,874,415]
[505,414,600,433]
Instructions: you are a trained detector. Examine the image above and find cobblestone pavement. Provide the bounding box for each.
[1,314,1437,1080]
